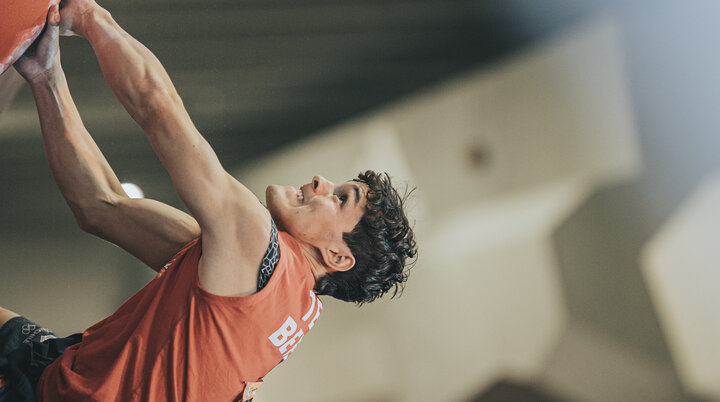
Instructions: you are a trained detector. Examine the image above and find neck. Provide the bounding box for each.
[298,242,329,282]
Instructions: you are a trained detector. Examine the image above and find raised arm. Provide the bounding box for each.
[61,1,273,295]
[14,6,200,271]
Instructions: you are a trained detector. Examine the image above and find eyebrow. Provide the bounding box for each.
[353,183,362,206]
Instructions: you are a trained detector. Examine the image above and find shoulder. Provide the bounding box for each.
[197,205,275,297]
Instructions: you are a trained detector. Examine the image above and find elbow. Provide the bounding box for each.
[74,209,100,235]
[71,193,126,236]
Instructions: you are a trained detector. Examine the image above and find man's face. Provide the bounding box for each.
[266,175,368,251]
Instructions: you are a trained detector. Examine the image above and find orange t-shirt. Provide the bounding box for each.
[36,231,323,401]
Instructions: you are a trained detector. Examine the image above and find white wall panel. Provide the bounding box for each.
[242,17,640,402]
[641,173,720,400]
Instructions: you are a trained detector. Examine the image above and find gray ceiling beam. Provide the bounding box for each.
[6,58,471,132]
[57,26,485,74]
[110,1,477,39]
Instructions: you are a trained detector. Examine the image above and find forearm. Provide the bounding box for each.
[30,68,125,222]
[81,8,181,127]
[75,7,238,228]
[73,5,253,233]
[30,68,202,269]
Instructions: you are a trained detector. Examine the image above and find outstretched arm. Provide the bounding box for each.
[63,2,272,296]
[15,7,200,270]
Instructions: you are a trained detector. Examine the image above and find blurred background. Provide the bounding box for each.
[2,0,720,400]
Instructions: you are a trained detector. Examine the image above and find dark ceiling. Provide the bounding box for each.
[0,0,618,229]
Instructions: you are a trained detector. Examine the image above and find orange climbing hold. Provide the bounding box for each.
[0,0,60,74]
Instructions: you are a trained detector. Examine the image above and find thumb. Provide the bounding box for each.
[37,5,61,56]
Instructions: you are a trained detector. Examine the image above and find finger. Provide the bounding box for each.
[48,4,61,26]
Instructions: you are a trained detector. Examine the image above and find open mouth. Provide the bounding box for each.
[296,188,304,204]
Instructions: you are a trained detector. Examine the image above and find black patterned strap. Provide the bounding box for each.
[257,220,280,291]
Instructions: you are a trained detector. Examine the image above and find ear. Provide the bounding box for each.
[319,246,356,272]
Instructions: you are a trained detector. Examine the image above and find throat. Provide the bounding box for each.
[297,243,327,281]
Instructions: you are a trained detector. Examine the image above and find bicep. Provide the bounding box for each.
[140,106,268,241]
[132,92,273,282]
[85,196,201,271]
[137,94,240,229]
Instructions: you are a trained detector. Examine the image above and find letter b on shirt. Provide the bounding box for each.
[269,316,297,347]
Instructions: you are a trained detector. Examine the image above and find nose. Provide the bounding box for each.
[312,175,334,195]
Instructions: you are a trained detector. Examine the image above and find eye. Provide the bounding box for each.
[339,194,348,205]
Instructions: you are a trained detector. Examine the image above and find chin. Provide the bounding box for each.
[265,185,289,230]
[265,184,278,202]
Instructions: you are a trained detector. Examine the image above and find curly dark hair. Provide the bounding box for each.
[314,170,417,304]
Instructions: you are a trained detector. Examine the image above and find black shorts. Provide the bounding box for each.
[0,317,57,359]
[0,317,81,401]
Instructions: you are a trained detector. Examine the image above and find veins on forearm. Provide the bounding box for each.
[32,81,66,123]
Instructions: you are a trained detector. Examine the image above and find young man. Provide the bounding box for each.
[0,1,416,400]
